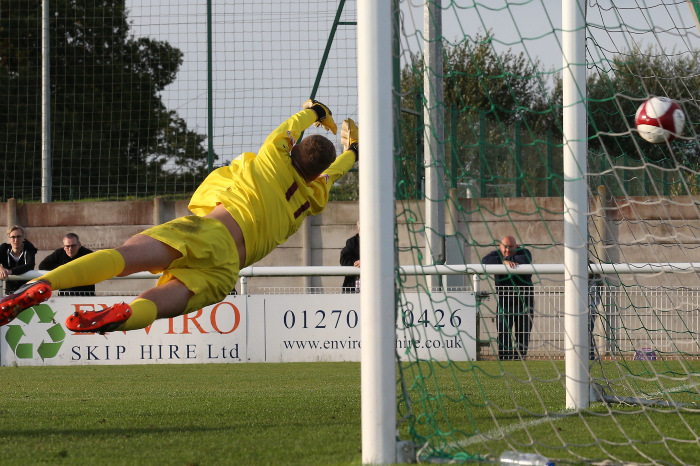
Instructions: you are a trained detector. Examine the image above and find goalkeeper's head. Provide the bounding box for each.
[291,134,336,183]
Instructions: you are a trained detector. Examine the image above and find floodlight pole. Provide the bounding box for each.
[41,0,51,203]
[424,0,446,290]
[562,0,589,410]
[358,0,396,464]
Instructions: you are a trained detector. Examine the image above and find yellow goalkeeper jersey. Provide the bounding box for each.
[189,109,356,267]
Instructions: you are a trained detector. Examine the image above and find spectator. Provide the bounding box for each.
[340,221,360,293]
[0,226,38,296]
[588,262,604,360]
[39,233,95,296]
[482,236,534,360]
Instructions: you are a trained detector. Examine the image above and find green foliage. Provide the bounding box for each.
[398,35,700,200]
[587,45,700,166]
[398,33,564,199]
[0,0,212,201]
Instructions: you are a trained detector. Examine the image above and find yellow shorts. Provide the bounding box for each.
[139,216,239,315]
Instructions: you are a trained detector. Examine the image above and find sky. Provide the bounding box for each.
[123,0,700,166]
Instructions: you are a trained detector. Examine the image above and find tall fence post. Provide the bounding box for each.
[393,0,402,201]
[415,93,424,199]
[644,162,651,195]
[594,185,612,356]
[207,0,214,173]
[515,119,522,197]
[424,0,446,289]
[450,104,458,190]
[479,111,486,197]
[41,0,51,203]
[153,197,165,226]
[547,130,553,196]
[7,198,17,229]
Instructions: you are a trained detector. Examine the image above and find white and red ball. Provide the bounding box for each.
[634,97,685,144]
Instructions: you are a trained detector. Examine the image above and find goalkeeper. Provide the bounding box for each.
[0,101,359,333]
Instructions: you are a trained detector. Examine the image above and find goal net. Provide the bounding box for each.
[394,0,700,464]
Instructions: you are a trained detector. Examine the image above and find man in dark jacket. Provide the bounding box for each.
[39,233,95,296]
[482,236,534,360]
[340,221,360,293]
[0,226,38,296]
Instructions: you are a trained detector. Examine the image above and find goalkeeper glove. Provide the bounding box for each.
[302,99,337,135]
[341,118,359,161]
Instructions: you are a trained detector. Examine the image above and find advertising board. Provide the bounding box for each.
[0,293,476,366]
[0,296,246,366]
[252,293,476,362]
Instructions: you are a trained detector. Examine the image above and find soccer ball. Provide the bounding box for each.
[634,97,685,144]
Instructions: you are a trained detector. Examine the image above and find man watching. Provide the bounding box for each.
[482,236,534,360]
[340,221,360,293]
[39,233,95,296]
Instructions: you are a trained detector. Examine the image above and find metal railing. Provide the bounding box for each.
[4,269,700,359]
[477,286,700,359]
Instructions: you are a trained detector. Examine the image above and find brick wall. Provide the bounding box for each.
[3,194,698,293]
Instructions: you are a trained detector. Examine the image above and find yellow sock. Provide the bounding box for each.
[117,298,158,331]
[39,249,125,291]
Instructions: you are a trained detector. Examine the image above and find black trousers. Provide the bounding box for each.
[496,287,534,360]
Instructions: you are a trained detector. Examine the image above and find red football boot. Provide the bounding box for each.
[0,280,53,326]
[65,302,132,334]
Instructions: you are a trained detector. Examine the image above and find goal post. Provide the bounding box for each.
[562,0,590,410]
[358,0,396,464]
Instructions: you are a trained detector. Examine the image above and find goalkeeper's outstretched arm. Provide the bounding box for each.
[263,99,337,149]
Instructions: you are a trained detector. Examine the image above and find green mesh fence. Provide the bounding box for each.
[395,0,700,464]
[0,0,358,201]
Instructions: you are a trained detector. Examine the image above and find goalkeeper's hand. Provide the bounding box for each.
[302,99,337,135]
[341,118,359,161]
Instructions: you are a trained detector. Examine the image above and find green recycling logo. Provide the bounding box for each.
[4,304,66,360]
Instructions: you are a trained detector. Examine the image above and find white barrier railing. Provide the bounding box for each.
[478,286,700,359]
[7,268,699,360]
[8,263,700,296]
[8,262,700,282]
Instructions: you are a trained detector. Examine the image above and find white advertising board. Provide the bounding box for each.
[0,295,246,366]
[248,294,363,362]
[246,292,476,363]
[0,293,476,366]
[396,292,477,362]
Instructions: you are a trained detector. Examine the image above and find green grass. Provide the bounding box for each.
[0,363,365,466]
[2,361,699,465]
[399,360,700,464]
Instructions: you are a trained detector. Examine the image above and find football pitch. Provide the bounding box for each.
[1,361,698,465]
[0,363,364,466]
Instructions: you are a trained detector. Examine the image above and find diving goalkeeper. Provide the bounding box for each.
[0,100,359,333]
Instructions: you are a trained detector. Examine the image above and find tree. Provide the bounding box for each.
[0,0,213,201]
[398,33,563,199]
[398,33,700,200]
